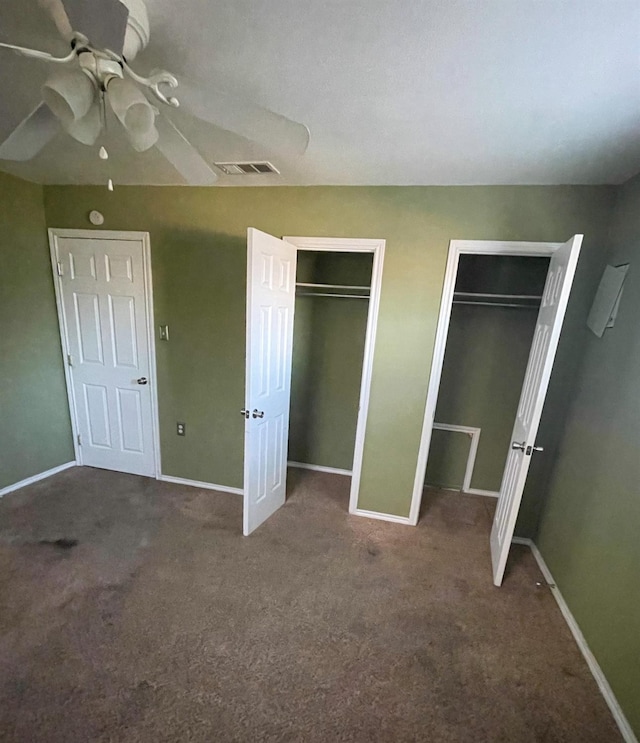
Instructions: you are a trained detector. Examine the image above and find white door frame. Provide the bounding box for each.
[48,228,161,478]
[283,236,385,516]
[427,423,496,496]
[409,239,562,526]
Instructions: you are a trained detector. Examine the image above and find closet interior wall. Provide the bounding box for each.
[289,251,373,472]
[425,255,550,493]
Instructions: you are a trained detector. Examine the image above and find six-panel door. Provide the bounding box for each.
[55,235,156,477]
[490,235,583,585]
[243,228,297,535]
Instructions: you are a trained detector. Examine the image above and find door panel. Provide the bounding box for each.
[491,235,583,585]
[117,387,144,452]
[243,228,297,535]
[84,383,111,447]
[106,253,133,281]
[55,235,155,477]
[109,295,138,367]
[75,293,104,363]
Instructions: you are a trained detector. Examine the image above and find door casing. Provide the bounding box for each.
[48,228,161,478]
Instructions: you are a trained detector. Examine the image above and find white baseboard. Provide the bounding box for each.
[288,461,352,477]
[512,537,637,743]
[159,474,243,496]
[424,484,460,493]
[351,507,413,525]
[465,487,500,498]
[424,484,500,498]
[511,536,533,546]
[0,461,76,498]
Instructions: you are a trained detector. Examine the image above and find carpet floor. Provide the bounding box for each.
[0,466,622,742]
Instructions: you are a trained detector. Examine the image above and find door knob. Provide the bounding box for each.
[512,441,544,455]
[240,409,249,419]
[136,377,148,385]
[252,409,265,418]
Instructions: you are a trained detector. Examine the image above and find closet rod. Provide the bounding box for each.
[296,292,370,299]
[454,292,542,300]
[295,282,370,291]
[453,300,540,309]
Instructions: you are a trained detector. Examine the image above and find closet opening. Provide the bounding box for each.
[421,253,549,501]
[285,239,382,514]
[243,231,385,536]
[407,236,583,585]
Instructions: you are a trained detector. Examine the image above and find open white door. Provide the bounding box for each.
[243,228,297,535]
[491,234,583,585]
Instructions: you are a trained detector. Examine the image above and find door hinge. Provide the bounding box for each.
[67,353,73,367]
[77,434,82,446]
[56,261,63,276]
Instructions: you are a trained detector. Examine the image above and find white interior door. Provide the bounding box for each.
[243,228,297,535]
[53,234,156,477]
[491,234,583,585]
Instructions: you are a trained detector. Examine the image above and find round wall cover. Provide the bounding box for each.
[89,210,104,226]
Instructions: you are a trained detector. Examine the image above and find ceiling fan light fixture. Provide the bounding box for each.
[64,102,102,146]
[1,0,309,179]
[41,69,96,125]
[107,77,157,151]
[127,122,159,152]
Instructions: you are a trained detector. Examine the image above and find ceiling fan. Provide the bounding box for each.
[0,0,310,185]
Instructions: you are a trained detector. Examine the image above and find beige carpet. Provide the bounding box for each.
[0,466,621,742]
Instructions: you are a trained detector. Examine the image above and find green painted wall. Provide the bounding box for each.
[289,252,372,470]
[0,172,74,489]
[290,295,368,470]
[537,173,640,736]
[42,185,615,532]
[427,304,538,491]
[152,229,247,485]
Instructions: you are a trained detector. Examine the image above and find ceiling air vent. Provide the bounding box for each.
[215,161,280,175]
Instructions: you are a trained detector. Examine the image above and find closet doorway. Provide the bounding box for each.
[410,237,583,586]
[243,231,385,535]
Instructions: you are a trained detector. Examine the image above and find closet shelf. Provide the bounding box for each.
[453,291,542,309]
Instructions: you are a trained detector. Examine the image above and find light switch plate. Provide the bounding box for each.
[159,325,169,341]
[177,422,186,436]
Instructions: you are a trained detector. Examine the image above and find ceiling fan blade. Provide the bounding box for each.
[38,0,73,42]
[61,0,128,53]
[0,102,60,161]
[155,115,218,186]
[174,80,310,157]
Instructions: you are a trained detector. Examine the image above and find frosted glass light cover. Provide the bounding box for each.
[65,103,102,145]
[107,77,157,151]
[42,69,95,125]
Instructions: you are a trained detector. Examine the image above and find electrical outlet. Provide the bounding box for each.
[159,325,169,341]
[177,422,186,436]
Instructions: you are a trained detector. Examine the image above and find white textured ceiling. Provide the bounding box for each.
[1,0,640,186]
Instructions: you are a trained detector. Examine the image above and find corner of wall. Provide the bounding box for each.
[0,171,75,490]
